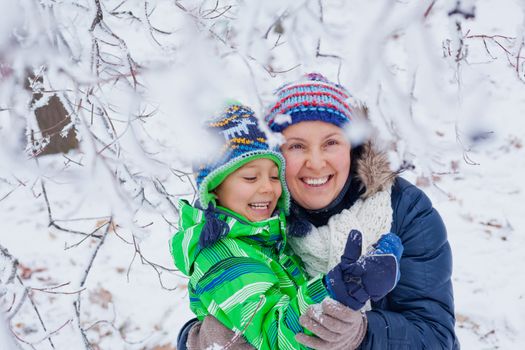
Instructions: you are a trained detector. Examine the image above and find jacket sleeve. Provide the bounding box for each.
[359,180,458,349]
[191,249,329,350]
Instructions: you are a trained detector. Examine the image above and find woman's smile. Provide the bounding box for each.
[301,175,333,187]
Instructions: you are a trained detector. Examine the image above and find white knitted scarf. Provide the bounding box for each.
[288,185,393,279]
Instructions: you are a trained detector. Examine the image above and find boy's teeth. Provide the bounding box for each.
[303,176,329,185]
[250,202,269,209]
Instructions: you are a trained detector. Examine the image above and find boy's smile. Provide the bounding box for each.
[214,158,282,222]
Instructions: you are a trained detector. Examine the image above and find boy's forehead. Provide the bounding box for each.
[238,158,279,169]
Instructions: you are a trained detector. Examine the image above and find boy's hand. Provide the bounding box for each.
[325,230,404,309]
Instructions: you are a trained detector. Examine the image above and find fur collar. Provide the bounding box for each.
[353,105,396,199]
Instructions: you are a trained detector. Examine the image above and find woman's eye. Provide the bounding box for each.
[326,139,339,147]
[288,143,304,150]
[271,176,280,181]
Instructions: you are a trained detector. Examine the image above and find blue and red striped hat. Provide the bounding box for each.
[265,73,353,132]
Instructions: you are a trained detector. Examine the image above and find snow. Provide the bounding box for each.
[205,344,225,350]
[0,181,194,349]
[310,303,323,320]
[1,0,525,349]
[0,314,20,350]
[273,114,292,126]
[431,143,525,348]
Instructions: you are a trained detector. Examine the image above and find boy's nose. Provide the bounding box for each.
[259,178,274,193]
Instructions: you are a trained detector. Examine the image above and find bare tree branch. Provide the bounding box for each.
[73,217,113,350]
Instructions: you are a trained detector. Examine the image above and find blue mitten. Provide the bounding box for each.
[325,231,404,310]
[359,233,403,301]
[325,230,370,310]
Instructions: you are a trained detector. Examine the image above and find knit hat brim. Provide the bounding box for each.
[198,150,290,215]
[269,108,349,132]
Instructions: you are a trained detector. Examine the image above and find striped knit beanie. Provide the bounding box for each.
[195,104,290,214]
[265,73,353,132]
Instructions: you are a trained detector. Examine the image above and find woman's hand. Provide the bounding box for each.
[187,315,254,350]
[295,299,367,350]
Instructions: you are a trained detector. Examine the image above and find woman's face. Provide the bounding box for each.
[281,121,351,210]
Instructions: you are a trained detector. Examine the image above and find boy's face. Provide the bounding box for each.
[214,158,282,222]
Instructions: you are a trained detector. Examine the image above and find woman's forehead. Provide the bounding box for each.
[282,121,345,140]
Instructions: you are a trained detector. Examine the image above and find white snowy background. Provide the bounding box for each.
[1,0,524,349]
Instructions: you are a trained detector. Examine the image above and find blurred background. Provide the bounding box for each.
[1,0,524,348]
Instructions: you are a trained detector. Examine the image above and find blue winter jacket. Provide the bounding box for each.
[357,177,459,349]
[177,177,459,349]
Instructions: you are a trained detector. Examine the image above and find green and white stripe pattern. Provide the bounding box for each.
[170,199,329,350]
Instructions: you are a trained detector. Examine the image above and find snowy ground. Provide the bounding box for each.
[411,134,525,349]
[0,178,195,349]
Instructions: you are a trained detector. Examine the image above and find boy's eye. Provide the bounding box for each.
[243,176,256,181]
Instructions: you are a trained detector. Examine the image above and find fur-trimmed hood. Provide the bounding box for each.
[352,105,396,198]
[356,141,395,198]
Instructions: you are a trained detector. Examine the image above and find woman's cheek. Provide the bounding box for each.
[284,163,295,184]
[283,154,302,180]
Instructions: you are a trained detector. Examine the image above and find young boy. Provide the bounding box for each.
[170,104,402,350]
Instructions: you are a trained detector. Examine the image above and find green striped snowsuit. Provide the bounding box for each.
[170,199,329,350]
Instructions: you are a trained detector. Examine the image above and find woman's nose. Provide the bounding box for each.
[305,150,326,170]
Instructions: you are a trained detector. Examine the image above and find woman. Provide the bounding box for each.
[177,74,459,349]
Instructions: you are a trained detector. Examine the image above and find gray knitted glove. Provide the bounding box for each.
[295,298,367,350]
[187,315,254,350]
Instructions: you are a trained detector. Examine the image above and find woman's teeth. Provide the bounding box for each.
[303,176,330,186]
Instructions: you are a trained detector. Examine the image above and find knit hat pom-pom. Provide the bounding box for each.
[199,208,231,248]
[305,72,330,83]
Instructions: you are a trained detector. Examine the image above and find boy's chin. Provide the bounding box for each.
[245,206,275,222]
